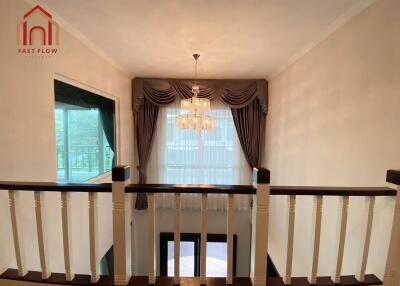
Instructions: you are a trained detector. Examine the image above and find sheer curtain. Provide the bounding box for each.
[147,100,251,210]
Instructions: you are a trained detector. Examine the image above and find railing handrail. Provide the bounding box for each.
[270,186,396,196]
[0,181,111,192]
[125,183,256,194]
[0,181,396,196]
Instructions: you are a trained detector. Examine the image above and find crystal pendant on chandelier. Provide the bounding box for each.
[180,96,211,113]
[176,114,215,130]
[176,54,214,131]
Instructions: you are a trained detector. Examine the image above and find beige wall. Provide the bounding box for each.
[265,0,399,279]
[0,0,133,274]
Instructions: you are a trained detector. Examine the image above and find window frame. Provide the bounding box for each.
[54,78,117,182]
[159,232,237,277]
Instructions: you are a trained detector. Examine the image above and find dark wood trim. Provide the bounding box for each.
[386,170,400,186]
[0,181,112,192]
[125,184,396,197]
[0,268,382,286]
[125,184,256,195]
[112,166,130,182]
[253,168,270,184]
[0,182,396,197]
[270,186,396,197]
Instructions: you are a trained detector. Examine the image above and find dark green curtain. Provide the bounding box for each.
[54,80,116,166]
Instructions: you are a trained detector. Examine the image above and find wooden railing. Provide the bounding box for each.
[0,167,399,286]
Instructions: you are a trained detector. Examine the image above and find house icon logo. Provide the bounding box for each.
[17,4,59,55]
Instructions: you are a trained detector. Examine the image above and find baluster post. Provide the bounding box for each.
[250,168,270,286]
[308,195,323,285]
[148,193,156,285]
[34,191,50,279]
[88,192,99,283]
[61,192,74,281]
[284,195,296,285]
[227,193,234,285]
[174,193,181,285]
[356,196,375,282]
[383,170,400,286]
[8,190,27,277]
[332,196,349,283]
[200,193,208,285]
[112,166,132,285]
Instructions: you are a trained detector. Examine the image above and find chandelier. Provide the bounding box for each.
[176,54,214,130]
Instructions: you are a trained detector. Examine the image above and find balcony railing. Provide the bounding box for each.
[0,167,399,286]
[56,145,113,181]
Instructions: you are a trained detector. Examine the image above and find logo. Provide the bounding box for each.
[17,5,59,55]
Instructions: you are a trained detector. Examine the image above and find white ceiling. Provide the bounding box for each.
[37,0,373,79]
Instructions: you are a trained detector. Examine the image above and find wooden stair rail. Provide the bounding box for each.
[0,167,398,286]
[384,170,400,286]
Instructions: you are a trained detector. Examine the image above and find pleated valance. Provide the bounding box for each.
[132,78,268,114]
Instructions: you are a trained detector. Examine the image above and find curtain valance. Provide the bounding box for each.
[132,78,268,114]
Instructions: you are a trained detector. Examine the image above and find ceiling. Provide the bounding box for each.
[37,0,373,79]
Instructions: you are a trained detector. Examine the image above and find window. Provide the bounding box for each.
[54,80,115,182]
[148,101,251,209]
[160,233,237,278]
[161,101,246,184]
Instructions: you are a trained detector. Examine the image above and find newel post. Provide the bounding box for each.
[112,166,132,285]
[384,170,400,286]
[250,168,270,286]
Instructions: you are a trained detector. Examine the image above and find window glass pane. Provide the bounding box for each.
[55,106,114,182]
[161,102,242,184]
[167,241,195,277]
[68,109,99,181]
[206,242,227,277]
[55,109,65,181]
[104,132,113,172]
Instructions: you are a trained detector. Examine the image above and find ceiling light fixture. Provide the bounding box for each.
[176,54,214,130]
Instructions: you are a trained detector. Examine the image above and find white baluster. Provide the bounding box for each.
[34,191,50,279]
[384,170,400,286]
[308,195,323,285]
[250,168,270,286]
[112,166,132,285]
[88,192,99,283]
[332,196,349,283]
[8,190,27,277]
[356,196,375,282]
[200,193,208,285]
[284,195,296,285]
[148,193,156,285]
[61,192,74,281]
[174,193,181,285]
[227,194,234,285]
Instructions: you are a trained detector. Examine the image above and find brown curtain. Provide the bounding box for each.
[135,98,159,209]
[133,78,268,209]
[231,99,265,169]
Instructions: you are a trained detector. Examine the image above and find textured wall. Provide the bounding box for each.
[0,0,133,274]
[265,0,399,279]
